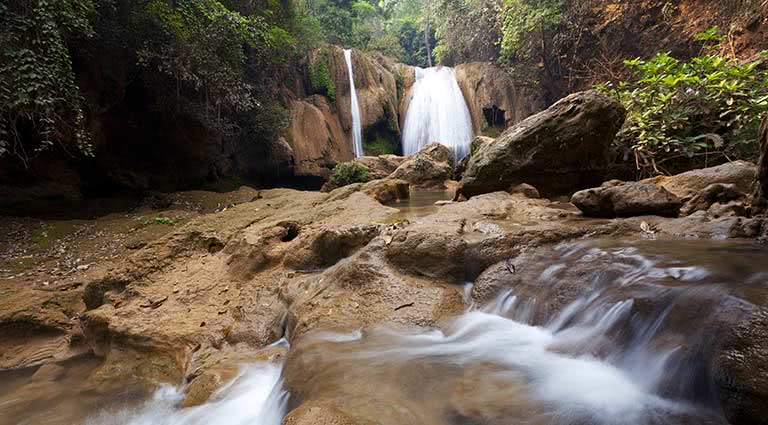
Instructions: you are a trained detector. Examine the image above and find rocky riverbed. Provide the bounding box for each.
[2,94,768,425]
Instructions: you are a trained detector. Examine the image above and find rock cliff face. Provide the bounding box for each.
[284,47,403,180]
[454,63,545,135]
[286,96,351,179]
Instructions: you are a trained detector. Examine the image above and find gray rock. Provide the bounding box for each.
[457,90,626,198]
[571,182,682,218]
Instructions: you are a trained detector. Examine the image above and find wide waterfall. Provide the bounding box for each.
[344,49,364,158]
[402,66,474,161]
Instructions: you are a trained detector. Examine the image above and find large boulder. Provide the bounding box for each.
[751,117,768,215]
[571,182,682,218]
[390,143,454,188]
[454,136,494,180]
[456,90,626,198]
[454,62,545,134]
[360,179,410,204]
[643,160,757,201]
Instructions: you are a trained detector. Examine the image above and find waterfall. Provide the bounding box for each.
[344,49,364,158]
[402,66,474,161]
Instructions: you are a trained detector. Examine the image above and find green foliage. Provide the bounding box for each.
[330,161,370,186]
[598,30,768,175]
[153,216,174,225]
[365,136,398,155]
[367,33,405,60]
[1,0,303,169]
[433,0,503,65]
[499,0,562,62]
[138,1,270,118]
[310,0,354,45]
[395,70,405,100]
[395,17,434,67]
[309,48,336,102]
[0,0,96,166]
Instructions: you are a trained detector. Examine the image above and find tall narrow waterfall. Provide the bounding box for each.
[402,67,473,161]
[344,49,364,158]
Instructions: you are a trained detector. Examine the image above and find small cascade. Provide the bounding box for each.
[402,66,474,161]
[344,49,364,158]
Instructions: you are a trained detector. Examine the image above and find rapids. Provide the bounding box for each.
[2,239,767,425]
[401,66,474,161]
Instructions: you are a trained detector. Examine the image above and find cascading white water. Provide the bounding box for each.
[344,49,364,158]
[72,240,768,425]
[402,66,474,161]
[86,342,289,425]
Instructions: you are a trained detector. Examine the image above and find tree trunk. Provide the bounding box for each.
[424,0,433,67]
[751,117,768,215]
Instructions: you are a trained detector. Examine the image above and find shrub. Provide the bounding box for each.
[598,29,768,176]
[330,161,370,187]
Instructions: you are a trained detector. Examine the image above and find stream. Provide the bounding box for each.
[2,238,766,425]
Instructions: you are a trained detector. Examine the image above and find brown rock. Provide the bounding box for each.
[644,160,757,201]
[282,402,376,425]
[457,90,626,198]
[286,96,352,178]
[390,143,454,188]
[353,155,406,180]
[680,183,746,216]
[454,62,545,134]
[360,179,410,203]
[571,182,682,218]
[508,183,540,199]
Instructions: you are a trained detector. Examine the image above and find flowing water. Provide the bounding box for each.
[343,49,364,158]
[2,239,767,425]
[402,67,474,161]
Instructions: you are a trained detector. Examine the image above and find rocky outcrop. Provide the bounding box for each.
[751,118,768,215]
[455,62,545,134]
[353,155,406,180]
[456,90,626,198]
[390,143,454,188]
[455,136,494,180]
[680,183,746,217]
[571,182,682,218]
[332,48,400,135]
[325,178,410,204]
[286,96,352,179]
[360,179,410,203]
[643,160,757,201]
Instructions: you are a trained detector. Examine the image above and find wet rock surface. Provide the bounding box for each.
[2,162,768,424]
